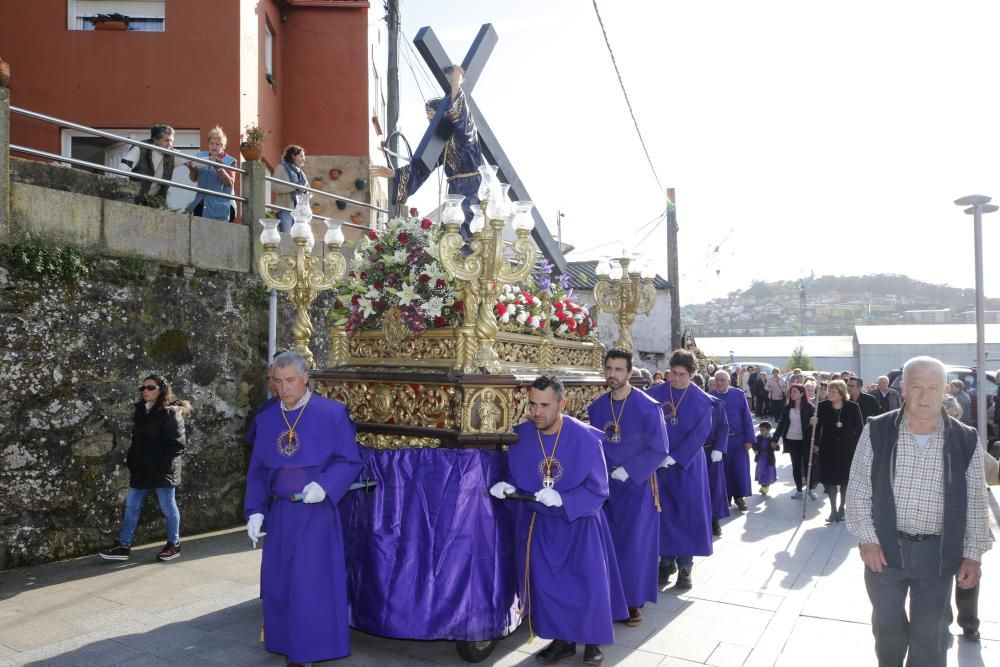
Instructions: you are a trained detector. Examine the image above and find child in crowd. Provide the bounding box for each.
[753,421,779,495]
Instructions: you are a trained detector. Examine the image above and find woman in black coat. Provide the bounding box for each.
[772,384,817,498]
[810,379,863,523]
[100,374,192,562]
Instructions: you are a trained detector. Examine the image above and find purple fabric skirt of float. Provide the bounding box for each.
[339,447,519,641]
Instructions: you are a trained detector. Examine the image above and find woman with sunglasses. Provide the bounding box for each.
[99,374,192,562]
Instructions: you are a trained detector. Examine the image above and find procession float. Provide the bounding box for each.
[255,23,656,663]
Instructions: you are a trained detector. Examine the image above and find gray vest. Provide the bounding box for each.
[132,140,174,197]
[868,409,977,576]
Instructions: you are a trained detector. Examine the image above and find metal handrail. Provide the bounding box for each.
[11,144,246,203]
[265,203,373,233]
[10,105,248,173]
[265,175,387,213]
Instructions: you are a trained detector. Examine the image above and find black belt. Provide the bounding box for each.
[897,531,939,542]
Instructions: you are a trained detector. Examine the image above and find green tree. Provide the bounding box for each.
[787,346,815,371]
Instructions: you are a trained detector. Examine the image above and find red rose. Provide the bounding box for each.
[409,207,419,217]
[367,231,378,240]
[435,278,446,289]
[374,244,384,254]
[334,299,343,309]
[348,270,356,278]
[374,281,384,291]
[539,320,546,329]
[360,272,368,281]
[374,301,386,312]
[453,300,464,312]
[434,316,446,328]
[579,325,588,336]
[351,294,360,305]
[419,274,431,283]
[421,218,433,230]
[568,320,577,331]
[398,232,410,244]
[495,303,507,317]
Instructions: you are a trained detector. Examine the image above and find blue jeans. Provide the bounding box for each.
[663,555,694,571]
[118,487,180,545]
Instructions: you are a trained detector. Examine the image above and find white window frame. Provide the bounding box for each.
[265,22,275,84]
[68,0,166,31]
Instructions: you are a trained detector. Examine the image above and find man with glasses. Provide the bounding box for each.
[121,124,176,206]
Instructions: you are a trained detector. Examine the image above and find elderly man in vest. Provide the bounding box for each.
[121,124,175,205]
[846,356,991,666]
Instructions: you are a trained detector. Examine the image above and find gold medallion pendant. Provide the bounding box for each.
[277,429,301,457]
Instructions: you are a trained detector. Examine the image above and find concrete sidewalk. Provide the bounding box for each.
[2,463,999,666]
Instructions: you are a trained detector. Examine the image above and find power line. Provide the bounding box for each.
[592,0,664,194]
[399,42,429,103]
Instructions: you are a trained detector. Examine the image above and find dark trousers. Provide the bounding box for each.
[948,582,979,634]
[770,399,785,419]
[863,536,952,667]
[784,440,817,491]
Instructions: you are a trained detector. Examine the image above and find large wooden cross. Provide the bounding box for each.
[412,24,567,273]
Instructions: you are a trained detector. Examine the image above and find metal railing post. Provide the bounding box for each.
[0,87,10,240]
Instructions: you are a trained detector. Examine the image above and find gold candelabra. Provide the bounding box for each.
[436,174,537,374]
[258,197,347,368]
[593,255,656,351]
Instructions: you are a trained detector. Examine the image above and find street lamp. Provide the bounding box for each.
[954,194,997,449]
[258,194,348,368]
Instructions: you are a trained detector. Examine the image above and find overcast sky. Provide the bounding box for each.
[391,0,1000,305]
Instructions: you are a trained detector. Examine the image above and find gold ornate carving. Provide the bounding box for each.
[315,381,457,429]
[382,306,410,351]
[330,330,349,366]
[357,433,441,449]
[463,386,513,433]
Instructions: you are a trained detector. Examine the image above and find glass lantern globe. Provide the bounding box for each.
[259,218,281,246]
[511,200,535,231]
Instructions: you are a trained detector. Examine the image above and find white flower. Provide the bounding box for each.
[423,262,444,280]
[421,296,445,318]
[394,282,420,307]
[500,311,511,324]
[530,317,541,329]
[360,298,377,319]
[558,323,569,334]
[365,286,381,299]
[516,311,529,325]
[393,249,408,263]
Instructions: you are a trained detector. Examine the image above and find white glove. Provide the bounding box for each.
[301,481,326,504]
[660,456,677,468]
[247,513,264,548]
[490,481,516,499]
[535,487,563,507]
[610,467,629,482]
[710,450,723,463]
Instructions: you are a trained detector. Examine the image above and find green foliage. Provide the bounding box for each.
[1,237,94,282]
[115,257,145,282]
[247,282,270,309]
[136,193,167,210]
[787,346,815,371]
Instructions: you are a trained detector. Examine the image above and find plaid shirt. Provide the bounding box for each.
[846,418,992,562]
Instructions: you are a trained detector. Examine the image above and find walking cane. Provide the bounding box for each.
[802,396,819,520]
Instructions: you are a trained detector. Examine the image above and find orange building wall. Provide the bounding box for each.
[2,0,242,154]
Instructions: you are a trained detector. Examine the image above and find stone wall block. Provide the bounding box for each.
[191,216,251,272]
[103,201,190,265]
[10,183,102,252]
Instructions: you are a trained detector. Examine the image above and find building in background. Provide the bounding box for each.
[1,0,387,219]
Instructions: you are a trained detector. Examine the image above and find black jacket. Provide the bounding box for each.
[126,401,187,488]
[772,401,815,448]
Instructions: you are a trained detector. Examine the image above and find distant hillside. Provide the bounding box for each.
[683,274,1000,336]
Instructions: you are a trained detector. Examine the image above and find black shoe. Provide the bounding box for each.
[156,542,181,561]
[962,629,981,641]
[535,640,576,664]
[99,542,131,561]
[826,511,837,523]
[583,644,604,666]
[674,569,692,590]
[624,606,642,627]
[735,497,748,512]
[836,508,845,522]
[658,560,677,587]
[712,519,722,537]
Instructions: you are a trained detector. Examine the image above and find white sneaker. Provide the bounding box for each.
[790,490,803,499]
[808,490,818,501]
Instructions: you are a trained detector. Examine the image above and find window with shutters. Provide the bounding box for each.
[68,0,166,32]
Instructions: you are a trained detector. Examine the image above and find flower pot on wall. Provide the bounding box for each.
[311,178,324,189]
[94,21,128,30]
[311,202,323,214]
[240,142,263,161]
[329,168,342,180]
[350,213,365,225]
[0,59,9,88]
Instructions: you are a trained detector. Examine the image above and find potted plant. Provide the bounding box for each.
[240,123,267,161]
[311,177,324,189]
[350,212,365,225]
[90,13,130,30]
[0,57,9,88]
[329,168,342,180]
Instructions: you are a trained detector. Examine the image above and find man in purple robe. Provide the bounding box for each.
[244,351,363,666]
[702,384,730,537]
[646,349,714,590]
[587,348,669,629]
[710,370,756,513]
[491,376,627,666]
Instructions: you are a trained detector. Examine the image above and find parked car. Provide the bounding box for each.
[729,361,779,376]
[887,366,997,442]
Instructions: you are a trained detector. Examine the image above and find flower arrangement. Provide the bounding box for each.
[331,217,463,335]
[496,259,596,340]
[242,123,268,146]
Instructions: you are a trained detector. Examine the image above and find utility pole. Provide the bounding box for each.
[666,188,681,351]
[385,0,400,156]
[556,209,564,251]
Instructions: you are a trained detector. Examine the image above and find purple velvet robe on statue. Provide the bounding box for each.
[704,394,731,520]
[587,389,669,607]
[505,416,628,644]
[646,383,714,558]
[710,388,756,498]
[244,395,363,664]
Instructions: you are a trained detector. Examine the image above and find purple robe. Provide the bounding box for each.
[753,434,778,485]
[704,394,731,520]
[587,389,669,607]
[506,416,628,644]
[646,383,714,557]
[244,395,363,664]
[710,388,756,498]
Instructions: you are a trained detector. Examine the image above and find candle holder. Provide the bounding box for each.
[593,254,656,351]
